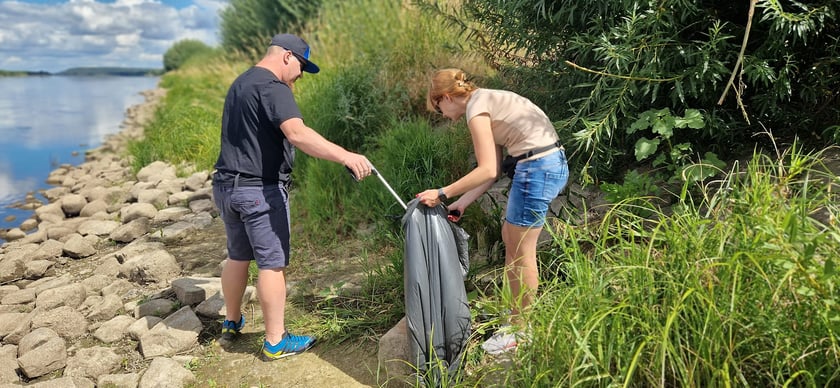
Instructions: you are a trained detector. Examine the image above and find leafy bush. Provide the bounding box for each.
[628,108,726,185]
[299,60,396,153]
[418,0,840,182]
[162,39,215,72]
[599,169,662,216]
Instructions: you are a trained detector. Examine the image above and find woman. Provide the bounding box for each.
[416,68,569,355]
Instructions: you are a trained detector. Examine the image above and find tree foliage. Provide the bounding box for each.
[219,0,321,57]
[163,39,214,72]
[416,0,840,182]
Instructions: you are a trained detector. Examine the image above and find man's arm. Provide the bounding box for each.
[279,117,371,179]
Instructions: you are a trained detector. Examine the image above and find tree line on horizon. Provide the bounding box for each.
[0,67,163,77]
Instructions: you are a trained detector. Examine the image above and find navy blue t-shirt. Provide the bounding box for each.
[214,66,301,184]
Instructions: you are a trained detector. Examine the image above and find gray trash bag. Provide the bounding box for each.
[402,198,471,385]
[449,221,470,279]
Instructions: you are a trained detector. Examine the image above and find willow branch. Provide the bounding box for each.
[563,60,680,82]
[718,0,758,105]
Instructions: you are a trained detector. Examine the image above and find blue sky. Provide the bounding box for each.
[0,0,226,73]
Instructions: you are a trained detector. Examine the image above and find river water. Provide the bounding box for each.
[0,75,160,243]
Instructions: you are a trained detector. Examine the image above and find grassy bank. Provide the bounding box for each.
[129,0,840,386]
[502,144,840,386]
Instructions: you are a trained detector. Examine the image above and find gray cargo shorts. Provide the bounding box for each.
[212,183,290,269]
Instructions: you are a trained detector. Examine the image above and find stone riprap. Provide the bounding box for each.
[0,89,256,387]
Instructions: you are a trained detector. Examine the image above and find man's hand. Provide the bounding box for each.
[344,153,372,180]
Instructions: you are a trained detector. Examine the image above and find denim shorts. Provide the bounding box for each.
[212,183,290,269]
[506,149,569,227]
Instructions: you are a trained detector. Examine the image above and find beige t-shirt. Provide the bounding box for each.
[465,88,559,157]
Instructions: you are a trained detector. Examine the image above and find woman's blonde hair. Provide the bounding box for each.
[426,68,477,112]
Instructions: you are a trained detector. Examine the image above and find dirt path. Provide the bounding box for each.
[164,214,384,388]
[197,327,380,387]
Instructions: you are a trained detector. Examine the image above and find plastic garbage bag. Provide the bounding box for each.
[449,221,470,279]
[402,198,471,385]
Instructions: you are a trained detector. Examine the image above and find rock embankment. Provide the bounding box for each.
[0,89,259,387]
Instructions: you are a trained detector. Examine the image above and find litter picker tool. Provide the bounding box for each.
[347,165,407,210]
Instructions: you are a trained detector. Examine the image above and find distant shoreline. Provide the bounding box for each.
[1,67,164,77]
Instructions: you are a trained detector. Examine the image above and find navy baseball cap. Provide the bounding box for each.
[270,33,320,74]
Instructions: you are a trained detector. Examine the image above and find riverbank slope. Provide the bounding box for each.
[0,88,383,387]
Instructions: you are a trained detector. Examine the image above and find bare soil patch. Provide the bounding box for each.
[162,216,384,387]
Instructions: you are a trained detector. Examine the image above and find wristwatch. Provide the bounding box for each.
[437,188,448,202]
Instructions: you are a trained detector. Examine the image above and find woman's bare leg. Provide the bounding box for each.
[502,221,544,320]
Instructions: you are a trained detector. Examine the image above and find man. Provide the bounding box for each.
[212,33,372,360]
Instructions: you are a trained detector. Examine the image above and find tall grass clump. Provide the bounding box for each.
[293,117,472,240]
[480,145,840,387]
[289,0,488,242]
[311,0,485,110]
[295,59,398,167]
[218,0,320,57]
[362,118,473,213]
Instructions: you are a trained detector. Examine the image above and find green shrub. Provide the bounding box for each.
[299,59,396,153]
[163,39,215,72]
[418,0,840,182]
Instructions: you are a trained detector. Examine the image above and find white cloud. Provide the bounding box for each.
[0,0,227,72]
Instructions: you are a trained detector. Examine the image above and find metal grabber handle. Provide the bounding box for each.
[346,165,407,210]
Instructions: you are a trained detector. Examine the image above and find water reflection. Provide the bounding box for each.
[0,75,160,237]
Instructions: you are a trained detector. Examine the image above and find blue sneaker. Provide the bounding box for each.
[261,332,316,360]
[220,314,245,341]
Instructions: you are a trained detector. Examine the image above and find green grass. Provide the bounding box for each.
[461,144,840,387]
[127,60,243,174]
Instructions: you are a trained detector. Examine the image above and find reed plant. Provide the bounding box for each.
[218,0,319,57]
[464,145,840,387]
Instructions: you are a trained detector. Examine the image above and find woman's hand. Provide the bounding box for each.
[415,189,441,207]
[447,201,466,222]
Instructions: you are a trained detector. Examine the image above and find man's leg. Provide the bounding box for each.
[215,183,250,331]
[258,267,287,345]
[258,264,314,359]
[221,259,250,323]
